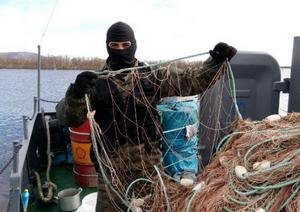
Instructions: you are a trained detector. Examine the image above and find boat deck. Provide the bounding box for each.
[28,164,97,212]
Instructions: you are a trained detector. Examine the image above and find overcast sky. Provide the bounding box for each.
[0,0,299,65]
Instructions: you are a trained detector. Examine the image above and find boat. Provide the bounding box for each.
[4,36,300,212]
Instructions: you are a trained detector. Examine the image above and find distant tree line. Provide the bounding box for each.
[0,55,105,70]
[0,55,203,70]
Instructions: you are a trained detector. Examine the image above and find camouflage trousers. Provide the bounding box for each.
[95,143,161,212]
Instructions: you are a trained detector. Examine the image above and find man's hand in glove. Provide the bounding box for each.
[73,71,98,98]
[209,42,237,63]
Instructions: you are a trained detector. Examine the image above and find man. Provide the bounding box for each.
[56,21,237,211]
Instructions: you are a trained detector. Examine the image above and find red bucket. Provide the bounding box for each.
[69,119,91,142]
[73,164,98,187]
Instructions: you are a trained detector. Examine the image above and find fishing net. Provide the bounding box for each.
[84,55,260,211]
[145,114,300,211]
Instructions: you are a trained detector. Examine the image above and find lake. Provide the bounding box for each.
[0,69,83,170]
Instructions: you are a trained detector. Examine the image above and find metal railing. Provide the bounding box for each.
[7,98,38,212]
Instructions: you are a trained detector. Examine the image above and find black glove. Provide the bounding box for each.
[73,71,98,98]
[209,42,237,63]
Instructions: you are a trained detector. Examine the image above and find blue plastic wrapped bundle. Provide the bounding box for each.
[156,98,199,178]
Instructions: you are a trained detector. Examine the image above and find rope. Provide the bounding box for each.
[68,128,90,135]
[223,206,234,212]
[162,122,198,134]
[34,171,57,202]
[243,131,300,169]
[72,167,98,177]
[227,195,248,206]
[226,60,243,120]
[226,130,300,194]
[125,178,153,201]
[38,0,60,45]
[154,165,171,212]
[45,116,52,181]
[247,148,300,177]
[96,51,210,76]
[0,144,20,175]
[34,115,57,202]
[250,177,300,190]
[186,189,201,212]
[217,124,300,152]
[39,98,60,104]
[85,94,131,208]
[279,183,300,210]
[0,156,14,174]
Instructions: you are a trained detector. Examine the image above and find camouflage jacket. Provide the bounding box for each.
[56,57,223,149]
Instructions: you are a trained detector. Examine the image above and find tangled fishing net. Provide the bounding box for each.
[85,54,299,211]
[148,113,300,212]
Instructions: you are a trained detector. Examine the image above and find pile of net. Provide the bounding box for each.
[85,57,299,211]
[146,113,300,212]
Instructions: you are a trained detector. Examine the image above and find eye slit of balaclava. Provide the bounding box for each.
[106,22,137,71]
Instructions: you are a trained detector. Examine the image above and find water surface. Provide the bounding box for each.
[0,69,82,164]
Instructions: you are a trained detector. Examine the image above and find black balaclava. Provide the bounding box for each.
[106,22,137,70]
